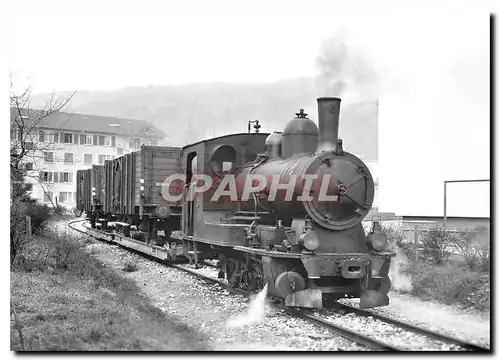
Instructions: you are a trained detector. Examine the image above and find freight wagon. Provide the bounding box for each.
[98,146,182,245]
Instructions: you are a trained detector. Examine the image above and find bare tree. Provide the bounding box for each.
[10,76,76,264]
[10,75,76,206]
[139,123,157,146]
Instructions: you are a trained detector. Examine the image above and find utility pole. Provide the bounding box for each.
[443,179,489,234]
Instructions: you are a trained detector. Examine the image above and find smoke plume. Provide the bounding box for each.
[226,284,268,328]
[315,35,379,101]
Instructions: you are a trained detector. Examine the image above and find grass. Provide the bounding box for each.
[10,232,210,351]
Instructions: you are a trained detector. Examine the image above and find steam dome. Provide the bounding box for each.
[281,109,318,158]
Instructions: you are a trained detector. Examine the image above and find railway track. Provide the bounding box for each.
[326,303,489,352]
[66,219,489,352]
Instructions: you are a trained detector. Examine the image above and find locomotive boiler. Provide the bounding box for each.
[235,98,375,232]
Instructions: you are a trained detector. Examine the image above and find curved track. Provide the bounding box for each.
[67,219,489,352]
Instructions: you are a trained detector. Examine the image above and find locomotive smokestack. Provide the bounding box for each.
[316,97,341,153]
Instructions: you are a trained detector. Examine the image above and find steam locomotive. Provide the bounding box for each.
[76,97,393,309]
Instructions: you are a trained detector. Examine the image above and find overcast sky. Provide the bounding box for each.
[5,1,491,217]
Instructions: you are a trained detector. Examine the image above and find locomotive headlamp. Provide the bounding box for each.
[156,205,171,218]
[299,231,319,251]
[369,232,387,251]
[368,220,387,251]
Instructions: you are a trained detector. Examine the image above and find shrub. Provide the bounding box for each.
[446,227,490,272]
[10,201,51,265]
[52,204,66,216]
[52,234,83,271]
[11,203,29,265]
[25,202,51,234]
[418,226,450,265]
[381,222,420,261]
[406,260,490,312]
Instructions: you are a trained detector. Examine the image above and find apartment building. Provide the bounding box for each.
[11,109,166,207]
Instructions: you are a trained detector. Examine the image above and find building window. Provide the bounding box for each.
[117,147,124,155]
[64,153,74,164]
[26,183,33,192]
[25,162,33,171]
[59,192,73,203]
[40,171,53,183]
[98,155,111,165]
[84,154,93,165]
[63,133,73,144]
[25,142,34,150]
[44,152,54,163]
[99,135,111,146]
[39,130,55,143]
[130,138,141,149]
[60,172,73,183]
[43,191,53,203]
[84,135,93,145]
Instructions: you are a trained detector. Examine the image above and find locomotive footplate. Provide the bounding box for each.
[236,247,394,309]
[299,252,394,278]
[298,253,394,309]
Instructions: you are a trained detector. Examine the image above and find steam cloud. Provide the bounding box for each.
[389,247,413,292]
[226,284,269,328]
[315,35,379,101]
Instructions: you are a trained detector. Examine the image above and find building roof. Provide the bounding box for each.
[400,215,490,221]
[364,210,400,221]
[10,108,166,138]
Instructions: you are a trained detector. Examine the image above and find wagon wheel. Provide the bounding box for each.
[123,225,131,238]
[241,271,258,292]
[225,261,240,288]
